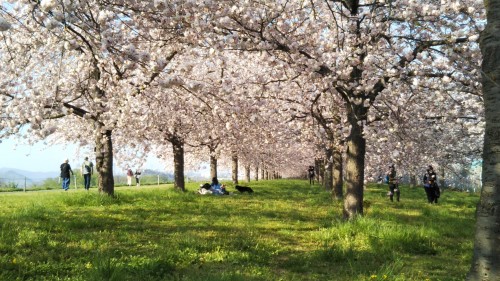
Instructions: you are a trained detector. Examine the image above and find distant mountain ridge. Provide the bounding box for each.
[0,167,172,180]
[0,167,210,185]
[0,168,58,182]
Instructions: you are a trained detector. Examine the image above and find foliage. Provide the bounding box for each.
[0,179,478,281]
[0,182,18,192]
[0,0,485,179]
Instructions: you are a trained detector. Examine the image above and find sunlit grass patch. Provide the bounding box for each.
[0,180,479,280]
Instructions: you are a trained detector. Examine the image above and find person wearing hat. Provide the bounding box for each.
[81,157,94,190]
[60,159,74,191]
[423,165,440,203]
[386,164,400,202]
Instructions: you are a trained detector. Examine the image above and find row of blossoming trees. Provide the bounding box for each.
[0,0,485,210]
[1,0,499,278]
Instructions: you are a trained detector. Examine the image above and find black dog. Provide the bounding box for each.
[235,185,254,193]
[201,183,211,190]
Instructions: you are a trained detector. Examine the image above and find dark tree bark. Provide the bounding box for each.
[439,166,446,189]
[231,153,239,184]
[467,2,500,278]
[95,127,114,195]
[324,147,334,191]
[172,136,185,191]
[314,158,322,184]
[410,174,417,188]
[332,146,344,200]
[254,164,259,181]
[210,152,217,179]
[343,104,366,219]
[245,165,251,182]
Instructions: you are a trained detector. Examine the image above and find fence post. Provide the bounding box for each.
[157,175,160,186]
[74,175,77,189]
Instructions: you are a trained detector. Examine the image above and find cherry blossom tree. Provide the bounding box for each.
[363,80,484,187]
[1,1,488,224]
[199,0,485,219]
[0,1,188,195]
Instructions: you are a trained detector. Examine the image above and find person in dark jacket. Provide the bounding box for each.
[423,165,440,203]
[308,166,315,185]
[60,159,74,191]
[134,169,141,186]
[387,164,400,202]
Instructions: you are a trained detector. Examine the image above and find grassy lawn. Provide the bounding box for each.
[0,179,479,281]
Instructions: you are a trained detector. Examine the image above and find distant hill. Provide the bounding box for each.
[0,167,218,188]
[0,168,58,188]
[0,168,58,181]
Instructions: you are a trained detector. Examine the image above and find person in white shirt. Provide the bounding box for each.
[81,157,94,190]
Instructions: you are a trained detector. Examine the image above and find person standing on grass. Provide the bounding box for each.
[308,165,315,185]
[60,159,74,191]
[80,157,93,190]
[126,168,133,186]
[134,169,141,186]
[423,165,440,203]
[387,164,400,202]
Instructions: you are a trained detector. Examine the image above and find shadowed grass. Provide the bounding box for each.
[0,180,478,281]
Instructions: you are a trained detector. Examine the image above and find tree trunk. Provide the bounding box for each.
[343,107,366,219]
[467,4,500,279]
[231,153,239,184]
[315,158,321,184]
[320,160,326,186]
[95,128,114,195]
[410,174,417,188]
[324,147,334,191]
[332,146,344,200]
[261,165,265,180]
[245,165,251,182]
[210,153,217,179]
[440,166,446,189]
[254,164,259,181]
[172,136,185,191]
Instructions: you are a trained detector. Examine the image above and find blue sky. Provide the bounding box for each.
[0,138,166,172]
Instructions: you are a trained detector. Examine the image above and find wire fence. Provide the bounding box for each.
[0,174,172,192]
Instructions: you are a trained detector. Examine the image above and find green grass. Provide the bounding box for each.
[0,180,479,281]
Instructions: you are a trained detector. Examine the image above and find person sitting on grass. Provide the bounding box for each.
[210,177,228,195]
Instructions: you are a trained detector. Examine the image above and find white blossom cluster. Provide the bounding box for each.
[0,0,485,181]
